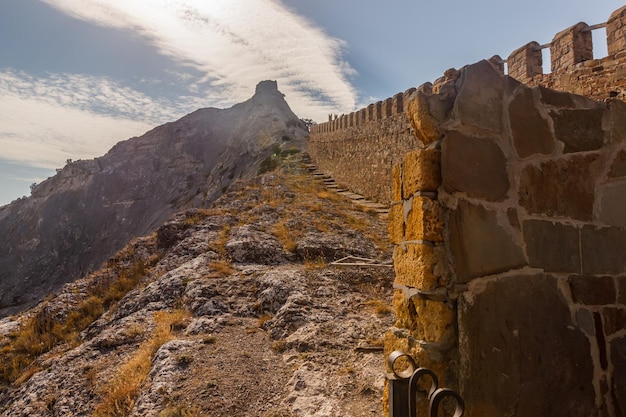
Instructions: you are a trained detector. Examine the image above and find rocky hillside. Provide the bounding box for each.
[0,155,395,417]
[0,80,308,317]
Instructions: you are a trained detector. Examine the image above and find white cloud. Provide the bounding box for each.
[0,71,162,169]
[40,0,358,119]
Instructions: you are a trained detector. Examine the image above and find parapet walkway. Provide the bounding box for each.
[301,154,389,218]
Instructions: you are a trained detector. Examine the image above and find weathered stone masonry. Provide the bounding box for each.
[308,5,626,417]
[386,59,626,417]
[309,5,626,206]
[509,6,626,101]
[308,92,420,203]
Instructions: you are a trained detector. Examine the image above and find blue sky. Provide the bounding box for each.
[0,0,621,205]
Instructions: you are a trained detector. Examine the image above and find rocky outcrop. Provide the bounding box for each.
[0,162,394,416]
[0,81,308,317]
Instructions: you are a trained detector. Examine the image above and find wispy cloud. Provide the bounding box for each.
[0,1,357,174]
[0,70,162,169]
[40,0,358,118]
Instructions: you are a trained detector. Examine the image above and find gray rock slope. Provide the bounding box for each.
[0,162,394,417]
[0,80,308,317]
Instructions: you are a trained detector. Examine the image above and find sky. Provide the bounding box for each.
[0,0,621,205]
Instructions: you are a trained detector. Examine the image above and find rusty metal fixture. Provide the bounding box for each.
[386,350,465,417]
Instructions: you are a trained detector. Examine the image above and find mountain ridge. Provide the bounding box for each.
[0,80,308,317]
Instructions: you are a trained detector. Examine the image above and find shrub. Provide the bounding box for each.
[258,155,279,174]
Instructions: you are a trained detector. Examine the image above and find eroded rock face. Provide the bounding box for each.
[0,81,308,317]
[0,166,395,417]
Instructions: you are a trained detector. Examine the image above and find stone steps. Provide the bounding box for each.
[303,159,389,217]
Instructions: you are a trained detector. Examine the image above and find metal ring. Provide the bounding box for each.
[387,350,416,379]
[429,388,465,417]
[409,368,440,417]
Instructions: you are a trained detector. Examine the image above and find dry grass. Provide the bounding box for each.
[93,309,190,417]
[272,220,297,252]
[210,225,231,258]
[271,340,288,353]
[303,256,327,270]
[257,313,273,327]
[365,299,393,316]
[208,260,234,277]
[0,242,160,387]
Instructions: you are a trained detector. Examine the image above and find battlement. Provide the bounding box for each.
[308,6,626,417]
[508,6,626,85]
[312,89,413,134]
[312,5,626,136]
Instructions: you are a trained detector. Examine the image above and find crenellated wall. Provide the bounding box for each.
[385,59,626,417]
[308,8,626,416]
[508,6,626,101]
[309,6,626,204]
[308,90,419,203]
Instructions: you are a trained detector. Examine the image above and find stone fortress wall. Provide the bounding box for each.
[309,5,626,204]
[387,59,626,417]
[308,92,419,203]
[308,5,626,417]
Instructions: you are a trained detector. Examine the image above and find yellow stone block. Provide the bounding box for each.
[383,329,454,413]
[383,329,448,375]
[392,289,418,332]
[414,298,455,344]
[403,148,441,196]
[405,196,444,242]
[406,91,442,146]
[387,204,404,245]
[393,244,443,290]
[392,163,403,202]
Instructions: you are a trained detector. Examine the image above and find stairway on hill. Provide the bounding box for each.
[301,154,389,218]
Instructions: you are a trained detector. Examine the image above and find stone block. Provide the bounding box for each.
[453,60,505,133]
[406,91,441,145]
[608,148,626,179]
[519,154,602,220]
[383,328,449,377]
[392,163,403,202]
[619,276,626,304]
[449,201,526,282]
[388,204,404,245]
[405,197,444,242]
[603,307,626,336]
[550,23,593,73]
[392,289,418,333]
[598,180,626,227]
[507,42,543,82]
[402,148,441,195]
[569,275,617,305]
[458,273,595,417]
[509,87,555,158]
[606,99,626,144]
[608,5,626,55]
[384,327,416,363]
[575,308,595,336]
[413,298,455,344]
[538,85,575,107]
[523,219,580,273]
[581,225,626,274]
[550,108,606,153]
[442,131,509,202]
[611,335,626,415]
[393,243,445,290]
